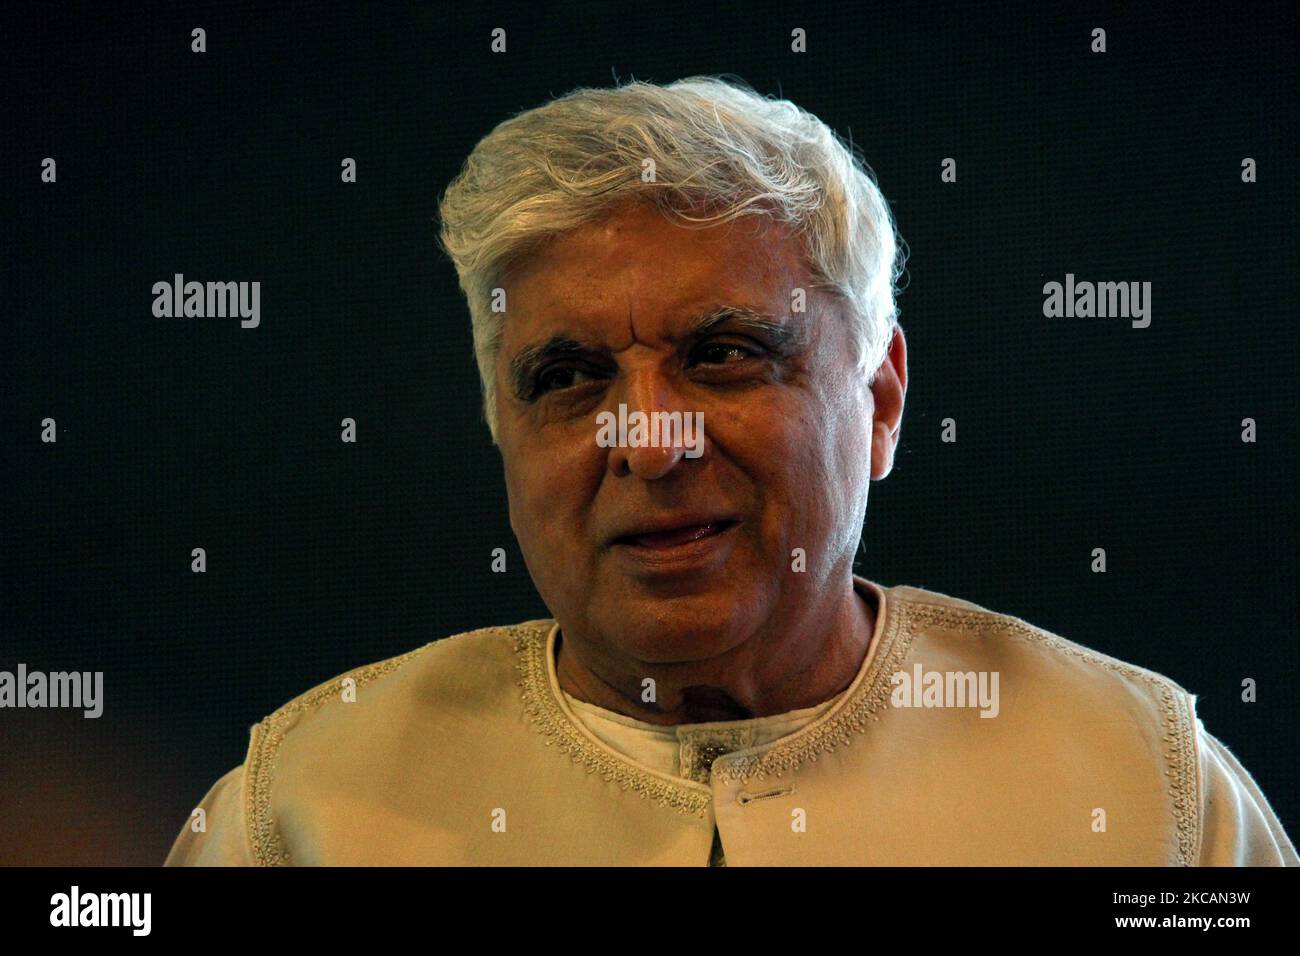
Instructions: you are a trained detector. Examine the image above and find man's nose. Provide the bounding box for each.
[613,442,685,480]
[605,371,699,480]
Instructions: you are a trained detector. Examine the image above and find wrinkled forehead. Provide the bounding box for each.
[497,205,815,352]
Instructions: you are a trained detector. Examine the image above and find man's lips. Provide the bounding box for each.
[613,519,738,550]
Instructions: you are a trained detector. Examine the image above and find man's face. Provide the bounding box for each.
[495,200,884,665]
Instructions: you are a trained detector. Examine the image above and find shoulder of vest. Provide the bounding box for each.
[241,618,553,865]
[883,583,1201,863]
[260,619,551,725]
[886,582,1194,697]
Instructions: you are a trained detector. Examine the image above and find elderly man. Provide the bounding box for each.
[166,76,1295,866]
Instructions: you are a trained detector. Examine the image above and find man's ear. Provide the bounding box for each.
[869,324,908,480]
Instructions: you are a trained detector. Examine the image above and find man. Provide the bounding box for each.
[166,76,1295,866]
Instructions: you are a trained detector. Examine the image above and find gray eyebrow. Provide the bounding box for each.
[685,306,800,348]
[510,337,591,400]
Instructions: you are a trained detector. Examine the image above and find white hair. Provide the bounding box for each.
[437,75,906,442]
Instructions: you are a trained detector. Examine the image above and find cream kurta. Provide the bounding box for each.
[165,579,1297,866]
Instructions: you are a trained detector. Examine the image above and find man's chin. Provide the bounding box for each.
[587,589,762,665]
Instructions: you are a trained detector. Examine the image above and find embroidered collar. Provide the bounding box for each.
[513,577,911,816]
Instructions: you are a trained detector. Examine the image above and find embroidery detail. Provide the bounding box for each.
[897,601,1200,867]
[246,643,432,867]
[711,595,911,783]
[678,727,755,784]
[514,583,904,799]
[513,623,713,817]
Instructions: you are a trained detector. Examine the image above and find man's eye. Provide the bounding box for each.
[695,342,759,365]
[537,365,595,393]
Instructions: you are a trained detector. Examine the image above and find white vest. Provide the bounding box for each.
[165,579,1297,866]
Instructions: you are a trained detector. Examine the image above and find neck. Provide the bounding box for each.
[556,576,878,725]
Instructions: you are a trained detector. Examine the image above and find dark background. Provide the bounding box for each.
[1,0,1295,865]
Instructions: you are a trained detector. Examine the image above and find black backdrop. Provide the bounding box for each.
[2,0,1295,865]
